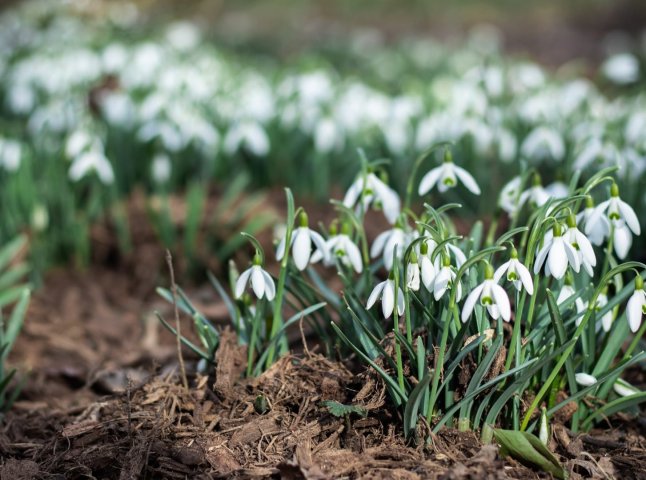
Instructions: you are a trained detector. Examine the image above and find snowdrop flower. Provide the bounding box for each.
[557,279,586,319]
[343,170,401,224]
[276,212,327,271]
[498,176,523,216]
[418,150,481,196]
[419,241,437,293]
[575,373,597,387]
[235,255,275,301]
[406,252,421,291]
[494,248,534,294]
[461,262,511,322]
[311,223,363,273]
[520,126,565,162]
[576,197,609,246]
[587,183,640,259]
[545,181,569,199]
[366,271,405,319]
[0,138,21,172]
[518,173,550,210]
[151,153,171,184]
[593,291,614,333]
[69,150,115,185]
[224,121,270,157]
[564,214,596,276]
[434,255,463,301]
[370,221,408,271]
[626,276,646,333]
[601,53,640,85]
[613,379,640,397]
[534,224,580,280]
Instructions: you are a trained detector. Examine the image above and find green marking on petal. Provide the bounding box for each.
[481,296,493,306]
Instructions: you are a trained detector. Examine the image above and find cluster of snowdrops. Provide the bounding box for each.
[159,146,646,446]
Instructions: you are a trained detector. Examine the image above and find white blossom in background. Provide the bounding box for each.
[151,153,171,184]
[498,176,522,216]
[593,292,614,332]
[69,149,114,185]
[224,121,270,156]
[557,283,586,321]
[518,175,550,210]
[0,138,22,171]
[343,171,401,224]
[521,126,565,162]
[419,241,436,293]
[601,53,640,85]
[366,273,405,319]
[461,263,511,322]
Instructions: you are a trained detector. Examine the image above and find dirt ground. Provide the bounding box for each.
[1,191,646,479]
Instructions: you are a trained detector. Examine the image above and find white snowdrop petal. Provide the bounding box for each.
[614,224,632,259]
[516,262,534,295]
[382,281,395,318]
[454,165,482,195]
[461,284,484,323]
[547,239,568,279]
[626,291,644,333]
[251,266,265,299]
[534,241,551,274]
[492,284,511,321]
[293,228,311,270]
[235,268,252,299]
[371,231,390,258]
[418,166,443,195]
[366,281,386,310]
[261,270,276,301]
[618,200,641,235]
[345,240,363,273]
[493,261,510,284]
[563,240,581,273]
[396,287,406,316]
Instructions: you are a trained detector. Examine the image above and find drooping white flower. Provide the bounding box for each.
[0,138,22,172]
[593,292,614,332]
[370,222,411,271]
[343,170,401,224]
[613,378,640,397]
[419,241,437,293]
[366,272,405,319]
[518,173,550,210]
[520,126,565,162]
[626,276,646,333]
[311,223,363,273]
[587,183,641,259]
[276,212,328,271]
[564,214,596,277]
[575,373,597,387]
[235,255,276,301]
[557,282,586,323]
[494,248,534,294]
[418,150,481,196]
[498,176,523,216]
[461,262,511,322]
[534,224,580,280]
[601,53,640,85]
[69,149,115,185]
[151,153,171,184]
[406,252,421,291]
[576,197,610,246]
[433,255,463,301]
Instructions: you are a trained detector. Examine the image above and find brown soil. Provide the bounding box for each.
[2,191,646,479]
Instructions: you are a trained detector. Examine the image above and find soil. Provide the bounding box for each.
[2,190,646,479]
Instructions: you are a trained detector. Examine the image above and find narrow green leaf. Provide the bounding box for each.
[494,429,567,479]
[404,369,432,438]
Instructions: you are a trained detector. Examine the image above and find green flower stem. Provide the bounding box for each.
[246,298,265,377]
[426,304,455,423]
[601,225,615,279]
[404,289,413,344]
[523,273,541,336]
[393,268,405,392]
